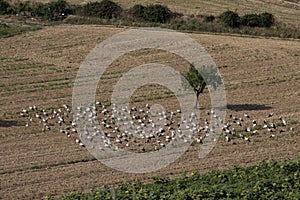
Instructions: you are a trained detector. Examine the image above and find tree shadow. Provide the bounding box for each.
[227,104,272,111]
[0,120,22,127]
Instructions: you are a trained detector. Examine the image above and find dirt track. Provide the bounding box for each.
[0,25,300,199]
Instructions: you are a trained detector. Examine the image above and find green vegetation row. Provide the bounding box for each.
[1,0,299,39]
[0,0,274,26]
[54,158,300,199]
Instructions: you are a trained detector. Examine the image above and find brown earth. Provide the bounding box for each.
[0,25,300,199]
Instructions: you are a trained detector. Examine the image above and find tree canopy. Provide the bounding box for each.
[184,64,221,108]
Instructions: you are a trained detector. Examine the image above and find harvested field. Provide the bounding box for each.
[0,25,299,199]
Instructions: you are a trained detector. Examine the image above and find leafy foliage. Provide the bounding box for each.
[183,64,221,108]
[59,158,300,199]
[183,64,206,108]
[31,0,72,21]
[143,4,173,23]
[0,0,10,14]
[129,4,145,20]
[79,2,103,17]
[97,0,122,19]
[259,12,275,27]
[219,11,240,28]
[241,14,261,27]
[204,15,215,22]
[14,1,31,15]
[130,4,173,23]
[80,0,122,19]
[241,13,274,27]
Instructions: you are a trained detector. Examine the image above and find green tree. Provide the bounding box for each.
[185,64,206,108]
[259,12,274,27]
[204,15,215,22]
[80,0,122,19]
[241,14,261,27]
[45,0,72,21]
[143,4,173,23]
[184,64,221,108]
[129,4,145,20]
[240,13,274,27]
[0,0,10,14]
[219,11,240,28]
[98,0,122,19]
[31,0,72,21]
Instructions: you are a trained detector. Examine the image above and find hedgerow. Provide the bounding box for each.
[0,0,298,39]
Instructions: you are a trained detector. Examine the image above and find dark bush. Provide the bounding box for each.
[219,11,240,28]
[79,2,102,17]
[204,15,215,22]
[31,0,72,21]
[14,1,31,15]
[45,0,72,20]
[98,0,122,19]
[129,4,145,19]
[259,12,274,27]
[241,14,260,27]
[30,2,47,17]
[143,4,173,23]
[0,0,10,14]
[241,13,274,27]
[81,0,122,19]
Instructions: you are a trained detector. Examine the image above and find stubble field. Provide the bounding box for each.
[0,25,300,199]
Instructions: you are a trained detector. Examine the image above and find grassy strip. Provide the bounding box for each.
[57,158,300,199]
[0,23,41,38]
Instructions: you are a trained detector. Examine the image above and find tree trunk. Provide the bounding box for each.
[195,92,200,109]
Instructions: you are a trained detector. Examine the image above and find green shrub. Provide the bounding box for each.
[129,4,173,23]
[80,0,122,19]
[31,0,72,21]
[219,10,240,28]
[241,13,274,27]
[30,2,46,17]
[79,2,102,17]
[259,12,274,27]
[204,15,215,22]
[241,14,261,27]
[0,0,10,14]
[129,4,145,19]
[143,4,173,23]
[45,0,72,21]
[98,0,122,19]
